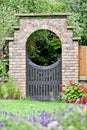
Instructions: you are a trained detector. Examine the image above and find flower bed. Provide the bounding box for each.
[59,80,87,104]
[0,104,87,130]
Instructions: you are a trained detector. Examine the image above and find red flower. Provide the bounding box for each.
[69,80,73,85]
[72,85,74,89]
[83,88,87,94]
[77,86,81,90]
[71,98,76,103]
[59,84,65,87]
[62,89,65,94]
[78,86,87,94]
[80,97,87,104]
[77,86,84,90]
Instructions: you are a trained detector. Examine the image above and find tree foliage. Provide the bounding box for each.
[69,0,87,45]
[0,0,69,44]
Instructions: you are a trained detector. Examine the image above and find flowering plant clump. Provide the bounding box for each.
[60,80,87,104]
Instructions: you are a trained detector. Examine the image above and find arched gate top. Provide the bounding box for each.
[28,58,61,70]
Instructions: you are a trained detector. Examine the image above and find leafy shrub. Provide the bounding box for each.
[60,80,87,104]
[13,87,20,99]
[0,83,8,99]
[0,60,7,79]
[0,79,21,99]
[7,79,15,98]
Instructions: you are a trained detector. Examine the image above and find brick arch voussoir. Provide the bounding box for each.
[25,24,62,45]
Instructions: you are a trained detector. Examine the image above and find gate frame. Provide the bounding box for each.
[7,13,79,97]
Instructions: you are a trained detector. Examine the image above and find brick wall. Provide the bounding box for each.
[8,14,79,97]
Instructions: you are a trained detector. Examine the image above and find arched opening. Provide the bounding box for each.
[26,29,62,66]
[26,29,62,100]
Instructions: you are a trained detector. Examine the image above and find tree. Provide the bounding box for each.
[69,0,87,45]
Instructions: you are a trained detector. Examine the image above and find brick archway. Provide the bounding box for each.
[8,14,79,97]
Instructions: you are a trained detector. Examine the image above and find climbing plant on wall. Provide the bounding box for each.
[0,43,9,79]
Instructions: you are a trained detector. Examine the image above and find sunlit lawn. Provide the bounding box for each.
[0,98,70,115]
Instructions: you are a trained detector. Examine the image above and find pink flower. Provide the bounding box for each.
[76,98,81,104]
[62,89,65,94]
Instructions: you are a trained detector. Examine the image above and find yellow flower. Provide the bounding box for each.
[83,106,87,112]
[41,126,45,130]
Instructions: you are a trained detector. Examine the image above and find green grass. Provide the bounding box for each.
[0,98,73,115]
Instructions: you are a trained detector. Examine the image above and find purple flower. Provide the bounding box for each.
[85,102,87,106]
[28,115,37,123]
[0,121,4,127]
[3,111,7,117]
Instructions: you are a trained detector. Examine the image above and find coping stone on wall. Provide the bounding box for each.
[73,37,81,41]
[15,13,71,18]
[12,26,20,30]
[5,37,14,41]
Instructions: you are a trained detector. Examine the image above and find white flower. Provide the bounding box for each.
[68,125,74,130]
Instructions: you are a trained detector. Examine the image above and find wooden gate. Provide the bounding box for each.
[26,58,62,100]
[79,46,87,80]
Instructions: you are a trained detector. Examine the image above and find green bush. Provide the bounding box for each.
[7,79,15,98]
[0,83,8,98]
[0,79,21,99]
[13,87,20,99]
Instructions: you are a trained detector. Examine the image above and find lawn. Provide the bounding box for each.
[0,98,80,114]
[0,98,87,130]
[0,98,70,114]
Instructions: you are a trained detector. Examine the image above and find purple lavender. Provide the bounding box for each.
[0,121,4,127]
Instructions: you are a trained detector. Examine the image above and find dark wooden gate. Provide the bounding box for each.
[26,58,62,100]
